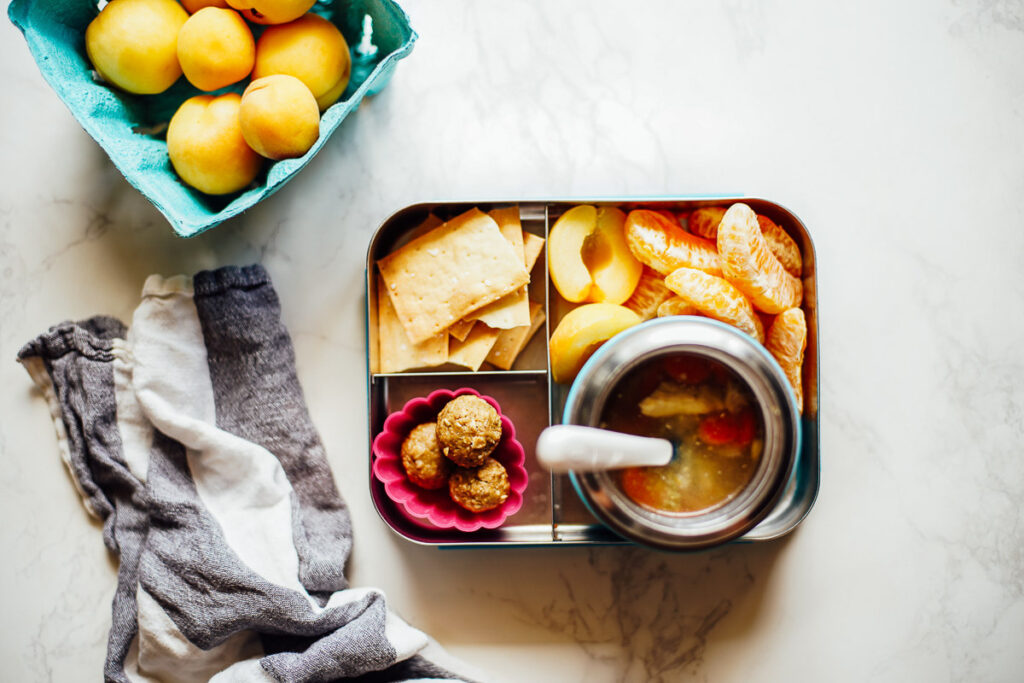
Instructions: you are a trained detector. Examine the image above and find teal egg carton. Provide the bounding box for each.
[8,0,416,237]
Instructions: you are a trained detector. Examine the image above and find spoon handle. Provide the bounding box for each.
[536,425,673,473]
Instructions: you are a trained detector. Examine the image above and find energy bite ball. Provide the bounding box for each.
[449,458,511,513]
[436,395,502,468]
[400,423,451,490]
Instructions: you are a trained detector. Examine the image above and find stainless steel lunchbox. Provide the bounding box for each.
[563,316,801,551]
[365,198,820,547]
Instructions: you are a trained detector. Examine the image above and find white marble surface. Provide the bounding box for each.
[2,0,1023,680]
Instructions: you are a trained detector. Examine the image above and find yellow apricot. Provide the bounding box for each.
[85,0,188,94]
[585,207,643,305]
[177,8,255,92]
[225,0,314,25]
[180,0,229,13]
[548,205,596,303]
[240,75,320,160]
[253,14,351,111]
[167,94,263,195]
[549,303,641,384]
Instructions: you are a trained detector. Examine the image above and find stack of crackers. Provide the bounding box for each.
[376,207,546,373]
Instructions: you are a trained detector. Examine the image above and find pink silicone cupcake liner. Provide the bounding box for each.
[371,388,528,532]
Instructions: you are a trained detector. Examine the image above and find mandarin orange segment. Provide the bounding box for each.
[650,209,681,225]
[691,206,802,277]
[689,207,727,240]
[757,215,802,277]
[756,311,776,335]
[717,203,802,314]
[656,296,697,318]
[625,210,721,277]
[765,307,807,413]
[664,267,764,342]
[623,266,673,320]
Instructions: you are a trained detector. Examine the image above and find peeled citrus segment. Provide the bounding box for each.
[717,203,802,314]
[757,215,802,277]
[690,207,803,278]
[549,303,641,383]
[649,209,680,225]
[765,307,807,413]
[757,311,776,335]
[664,267,764,342]
[625,210,721,277]
[689,207,727,240]
[656,296,697,318]
[623,266,672,320]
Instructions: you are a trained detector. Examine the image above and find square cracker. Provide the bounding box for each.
[453,230,545,334]
[406,213,443,241]
[376,274,447,373]
[485,301,545,370]
[448,323,501,371]
[490,207,525,262]
[448,318,476,342]
[377,208,529,344]
[470,208,531,329]
[522,232,545,272]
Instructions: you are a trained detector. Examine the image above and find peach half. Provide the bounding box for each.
[549,303,641,384]
[548,205,643,305]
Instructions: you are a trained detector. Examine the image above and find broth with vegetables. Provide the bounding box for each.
[601,354,763,515]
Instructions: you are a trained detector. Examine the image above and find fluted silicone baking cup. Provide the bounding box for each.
[371,388,527,532]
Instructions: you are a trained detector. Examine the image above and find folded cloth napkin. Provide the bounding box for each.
[18,265,478,683]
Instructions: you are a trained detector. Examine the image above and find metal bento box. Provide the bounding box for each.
[365,199,820,548]
[8,0,416,237]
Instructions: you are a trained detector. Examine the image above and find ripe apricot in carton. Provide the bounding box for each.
[84,0,188,94]
[177,7,255,92]
[225,0,314,25]
[167,93,263,195]
[240,75,321,160]
[253,13,352,111]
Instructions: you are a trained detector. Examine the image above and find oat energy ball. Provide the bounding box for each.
[436,395,502,468]
[400,423,451,490]
[449,458,511,513]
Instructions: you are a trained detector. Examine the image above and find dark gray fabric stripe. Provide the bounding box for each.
[191,264,351,594]
[258,596,393,682]
[141,432,400,673]
[17,317,126,531]
[349,656,479,683]
[17,317,148,683]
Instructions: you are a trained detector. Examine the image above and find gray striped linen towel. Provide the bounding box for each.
[18,264,481,683]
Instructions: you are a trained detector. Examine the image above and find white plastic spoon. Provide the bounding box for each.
[536,424,673,473]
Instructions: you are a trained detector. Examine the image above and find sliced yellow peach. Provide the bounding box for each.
[549,303,641,384]
[548,205,596,302]
[584,207,643,305]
